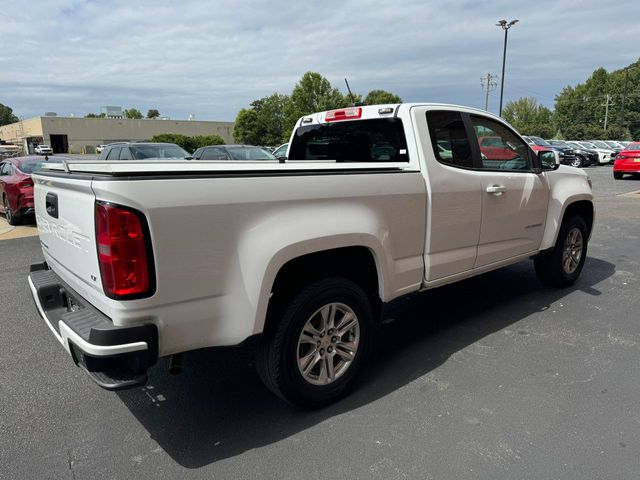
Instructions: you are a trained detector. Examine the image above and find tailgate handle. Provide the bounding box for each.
[45,192,58,218]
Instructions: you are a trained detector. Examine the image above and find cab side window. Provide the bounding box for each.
[426,111,474,169]
[471,115,532,172]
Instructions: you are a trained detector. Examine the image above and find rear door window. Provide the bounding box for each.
[105,147,121,160]
[288,118,409,162]
[119,148,133,160]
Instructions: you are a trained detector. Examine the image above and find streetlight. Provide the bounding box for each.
[496,19,519,117]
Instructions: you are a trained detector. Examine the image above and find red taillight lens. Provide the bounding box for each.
[96,202,152,299]
[325,107,362,122]
[18,179,33,190]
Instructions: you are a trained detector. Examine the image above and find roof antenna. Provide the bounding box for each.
[344,78,365,107]
[44,155,49,161]
[344,78,356,106]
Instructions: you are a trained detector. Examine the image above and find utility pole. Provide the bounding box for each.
[601,94,613,132]
[480,73,498,111]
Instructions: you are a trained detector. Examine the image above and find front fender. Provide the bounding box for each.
[540,184,594,251]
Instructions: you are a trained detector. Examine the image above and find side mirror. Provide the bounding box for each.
[539,150,560,171]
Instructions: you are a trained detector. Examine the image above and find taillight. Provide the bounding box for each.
[96,202,153,299]
[616,154,627,160]
[325,107,362,122]
[18,179,33,190]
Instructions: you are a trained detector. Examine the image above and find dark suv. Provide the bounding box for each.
[547,140,598,167]
[97,142,189,160]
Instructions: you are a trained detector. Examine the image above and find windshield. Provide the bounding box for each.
[129,144,189,159]
[289,118,409,162]
[549,141,569,147]
[591,141,609,149]
[226,146,276,160]
[17,160,45,173]
[581,142,597,149]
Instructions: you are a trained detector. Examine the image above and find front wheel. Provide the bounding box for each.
[534,216,588,287]
[570,156,583,168]
[256,277,373,407]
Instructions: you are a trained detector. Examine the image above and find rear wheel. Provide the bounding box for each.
[256,277,373,407]
[613,171,624,180]
[2,194,20,226]
[535,216,588,287]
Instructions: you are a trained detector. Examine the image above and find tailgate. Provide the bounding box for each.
[33,174,102,295]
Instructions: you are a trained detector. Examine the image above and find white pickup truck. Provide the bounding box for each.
[28,104,594,407]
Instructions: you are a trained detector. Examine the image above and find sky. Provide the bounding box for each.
[2,0,639,121]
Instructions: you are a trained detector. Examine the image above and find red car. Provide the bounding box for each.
[613,143,640,179]
[0,156,48,225]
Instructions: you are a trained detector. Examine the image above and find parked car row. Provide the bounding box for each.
[520,136,638,168]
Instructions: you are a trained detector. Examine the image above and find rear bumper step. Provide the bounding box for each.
[28,262,158,390]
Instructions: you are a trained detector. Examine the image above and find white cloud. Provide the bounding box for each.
[2,0,639,120]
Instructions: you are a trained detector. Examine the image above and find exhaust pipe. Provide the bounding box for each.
[168,353,184,375]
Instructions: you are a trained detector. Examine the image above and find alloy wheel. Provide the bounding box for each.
[562,227,583,274]
[296,302,360,386]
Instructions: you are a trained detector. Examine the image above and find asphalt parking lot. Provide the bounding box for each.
[1,166,639,479]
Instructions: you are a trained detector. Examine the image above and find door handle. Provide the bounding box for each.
[486,185,507,195]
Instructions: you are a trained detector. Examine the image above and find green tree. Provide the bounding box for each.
[147,109,160,119]
[364,89,402,105]
[233,108,261,145]
[234,93,290,145]
[124,108,143,119]
[85,112,106,118]
[0,103,19,126]
[282,72,348,138]
[502,97,554,137]
[555,59,640,139]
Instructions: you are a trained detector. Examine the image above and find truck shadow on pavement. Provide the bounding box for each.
[117,256,614,468]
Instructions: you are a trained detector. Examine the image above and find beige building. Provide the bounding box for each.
[0,116,235,154]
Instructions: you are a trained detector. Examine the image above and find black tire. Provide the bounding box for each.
[2,194,20,226]
[613,171,624,180]
[570,156,583,168]
[256,277,373,407]
[534,216,588,288]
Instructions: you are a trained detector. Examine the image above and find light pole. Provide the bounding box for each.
[496,19,518,117]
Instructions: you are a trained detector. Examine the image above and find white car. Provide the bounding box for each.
[28,103,594,406]
[34,144,53,155]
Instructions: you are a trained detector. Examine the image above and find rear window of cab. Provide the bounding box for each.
[288,118,409,162]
